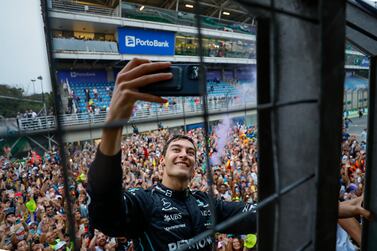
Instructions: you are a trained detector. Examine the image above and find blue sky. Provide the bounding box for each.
[0,0,51,95]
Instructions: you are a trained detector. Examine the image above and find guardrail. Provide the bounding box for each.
[3,88,366,134]
[0,88,368,135]
[18,116,56,131]
[8,100,255,133]
[344,88,368,111]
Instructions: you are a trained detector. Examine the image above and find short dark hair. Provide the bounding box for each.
[162,135,197,158]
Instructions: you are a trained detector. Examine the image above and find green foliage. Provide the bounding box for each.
[0,84,52,118]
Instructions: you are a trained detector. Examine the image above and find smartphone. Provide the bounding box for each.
[109,237,116,245]
[139,64,205,96]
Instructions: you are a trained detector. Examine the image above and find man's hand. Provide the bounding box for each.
[106,59,171,122]
[339,195,373,220]
[100,58,172,156]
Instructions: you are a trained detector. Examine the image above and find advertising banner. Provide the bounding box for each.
[236,65,256,82]
[361,58,370,67]
[118,27,175,56]
[56,70,107,84]
[207,70,221,81]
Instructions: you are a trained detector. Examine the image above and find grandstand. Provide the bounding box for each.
[0,0,365,135]
[68,81,113,112]
[0,0,364,135]
[345,73,369,90]
[47,0,258,124]
[67,79,248,113]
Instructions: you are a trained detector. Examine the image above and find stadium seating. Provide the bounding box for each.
[67,80,250,113]
[207,81,240,96]
[69,82,114,112]
[344,75,368,90]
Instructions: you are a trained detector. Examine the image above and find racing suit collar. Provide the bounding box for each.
[154,182,190,199]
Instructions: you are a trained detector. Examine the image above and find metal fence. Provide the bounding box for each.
[344,88,369,111]
[6,99,255,133]
[6,89,365,133]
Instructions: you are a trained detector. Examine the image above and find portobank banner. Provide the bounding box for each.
[118,27,175,55]
[57,70,107,84]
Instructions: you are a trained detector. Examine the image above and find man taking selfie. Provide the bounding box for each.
[87,58,257,251]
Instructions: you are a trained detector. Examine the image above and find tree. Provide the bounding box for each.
[0,84,43,117]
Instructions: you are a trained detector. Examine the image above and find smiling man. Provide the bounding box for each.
[87,58,257,251]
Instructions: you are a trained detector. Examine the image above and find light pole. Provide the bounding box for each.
[37,75,51,149]
[37,76,44,104]
[31,79,36,94]
[37,76,46,115]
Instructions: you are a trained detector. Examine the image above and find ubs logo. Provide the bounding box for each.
[164,213,182,222]
[125,36,136,47]
[201,209,211,216]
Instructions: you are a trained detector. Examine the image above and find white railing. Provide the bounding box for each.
[7,87,367,133]
[13,100,256,132]
[17,116,56,131]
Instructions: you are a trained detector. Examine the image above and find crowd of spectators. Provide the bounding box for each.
[0,117,367,250]
[0,123,259,250]
[340,128,367,202]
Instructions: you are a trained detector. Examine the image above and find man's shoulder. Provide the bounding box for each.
[126,187,150,195]
[124,187,155,206]
[190,189,209,200]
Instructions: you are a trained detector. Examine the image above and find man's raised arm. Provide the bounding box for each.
[99,58,171,156]
[87,58,172,236]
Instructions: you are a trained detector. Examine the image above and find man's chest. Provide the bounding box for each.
[148,196,213,238]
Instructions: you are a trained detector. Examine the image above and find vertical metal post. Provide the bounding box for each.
[155,107,160,130]
[119,0,122,17]
[256,18,275,251]
[362,56,377,251]
[48,132,52,150]
[181,97,187,133]
[315,1,346,250]
[40,1,77,248]
[31,79,36,94]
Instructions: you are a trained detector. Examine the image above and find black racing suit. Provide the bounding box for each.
[88,149,257,251]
